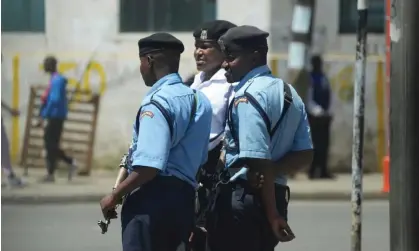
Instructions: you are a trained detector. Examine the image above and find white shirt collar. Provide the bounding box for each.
[201,68,226,82]
[191,68,226,89]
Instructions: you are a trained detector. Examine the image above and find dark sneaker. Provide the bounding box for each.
[68,159,78,181]
[8,175,25,188]
[39,175,55,183]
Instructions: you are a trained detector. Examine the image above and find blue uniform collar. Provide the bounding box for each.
[234,65,271,92]
[149,73,182,93]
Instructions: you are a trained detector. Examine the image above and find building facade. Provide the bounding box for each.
[1,0,387,171]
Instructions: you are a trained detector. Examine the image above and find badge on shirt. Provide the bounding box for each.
[234,96,248,107]
[200,29,208,40]
[140,111,154,119]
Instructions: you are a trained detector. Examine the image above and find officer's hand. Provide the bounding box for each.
[246,170,264,189]
[269,216,295,242]
[100,194,119,219]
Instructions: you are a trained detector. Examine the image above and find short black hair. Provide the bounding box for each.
[44,55,57,65]
[311,55,323,65]
[150,50,181,73]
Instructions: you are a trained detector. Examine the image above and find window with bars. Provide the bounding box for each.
[1,0,45,32]
[339,0,385,34]
[119,0,217,32]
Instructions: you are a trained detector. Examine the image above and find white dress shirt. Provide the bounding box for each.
[190,69,234,151]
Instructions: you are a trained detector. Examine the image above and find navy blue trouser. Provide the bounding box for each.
[121,176,195,251]
[206,179,290,251]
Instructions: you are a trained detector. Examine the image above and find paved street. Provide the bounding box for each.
[2,201,389,251]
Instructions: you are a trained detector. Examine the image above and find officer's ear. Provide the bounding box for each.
[251,50,259,63]
[147,56,154,67]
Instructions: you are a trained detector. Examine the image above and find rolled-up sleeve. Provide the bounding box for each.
[236,94,271,160]
[131,104,171,170]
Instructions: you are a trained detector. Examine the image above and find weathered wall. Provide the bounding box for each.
[1,0,387,171]
[273,56,387,172]
[1,54,387,171]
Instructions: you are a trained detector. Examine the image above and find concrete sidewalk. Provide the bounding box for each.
[1,167,388,204]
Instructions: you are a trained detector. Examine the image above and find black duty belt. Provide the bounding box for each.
[195,169,230,223]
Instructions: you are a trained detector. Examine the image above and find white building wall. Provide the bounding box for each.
[1,0,386,171]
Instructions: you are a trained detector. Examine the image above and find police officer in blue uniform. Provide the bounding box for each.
[206,25,314,251]
[99,32,213,251]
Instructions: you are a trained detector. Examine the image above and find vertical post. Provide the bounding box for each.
[11,55,20,163]
[351,1,368,251]
[385,0,391,154]
[389,0,419,250]
[287,0,316,101]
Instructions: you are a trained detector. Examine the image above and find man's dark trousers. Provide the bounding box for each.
[308,114,332,177]
[43,118,72,175]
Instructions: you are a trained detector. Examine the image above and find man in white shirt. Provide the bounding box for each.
[188,20,236,251]
[190,20,237,157]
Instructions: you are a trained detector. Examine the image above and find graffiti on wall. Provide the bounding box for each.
[328,64,355,103]
[38,60,107,102]
[28,56,375,106]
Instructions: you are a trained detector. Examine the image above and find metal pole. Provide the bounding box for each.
[286,0,316,102]
[389,0,419,250]
[351,1,368,251]
[385,0,391,154]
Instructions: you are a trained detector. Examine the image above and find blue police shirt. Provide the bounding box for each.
[128,73,212,188]
[224,65,313,185]
[41,74,68,119]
